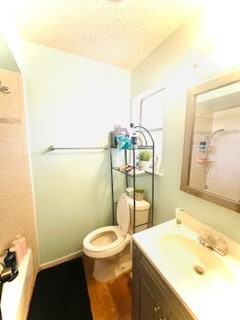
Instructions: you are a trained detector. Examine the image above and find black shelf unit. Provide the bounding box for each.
[110,125,155,233]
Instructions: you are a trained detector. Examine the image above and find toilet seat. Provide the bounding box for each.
[83,226,125,252]
[83,194,130,254]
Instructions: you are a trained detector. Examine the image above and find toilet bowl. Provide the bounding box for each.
[83,193,132,282]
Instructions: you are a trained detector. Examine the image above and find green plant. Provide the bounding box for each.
[138,150,152,161]
[134,187,144,200]
[135,187,144,194]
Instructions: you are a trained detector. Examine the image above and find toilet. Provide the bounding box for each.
[83,193,132,282]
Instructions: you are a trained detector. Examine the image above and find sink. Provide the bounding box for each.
[133,217,240,319]
[159,234,236,293]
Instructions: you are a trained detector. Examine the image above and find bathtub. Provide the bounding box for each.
[1,249,35,320]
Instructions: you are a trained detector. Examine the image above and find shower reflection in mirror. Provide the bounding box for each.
[189,86,240,202]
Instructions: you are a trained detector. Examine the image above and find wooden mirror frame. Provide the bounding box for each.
[180,69,240,213]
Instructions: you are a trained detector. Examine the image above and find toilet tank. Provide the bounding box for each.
[127,197,150,233]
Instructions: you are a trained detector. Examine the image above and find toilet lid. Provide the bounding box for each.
[117,193,130,235]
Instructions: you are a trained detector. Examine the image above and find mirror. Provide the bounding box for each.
[181,69,240,213]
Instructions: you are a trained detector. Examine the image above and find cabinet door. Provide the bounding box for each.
[139,276,159,320]
[133,245,196,320]
[133,248,162,320]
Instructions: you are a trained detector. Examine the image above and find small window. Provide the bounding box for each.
[132,84,165,173]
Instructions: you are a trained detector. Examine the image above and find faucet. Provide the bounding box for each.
[198,229,228,256]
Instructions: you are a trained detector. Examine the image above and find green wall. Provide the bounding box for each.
[131,11,240,242]
[4,6,240,265]
[21,41,131,264]
[0,32,20,72]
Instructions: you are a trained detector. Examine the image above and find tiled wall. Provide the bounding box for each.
[206,106,240,200]
[0,68,39,271]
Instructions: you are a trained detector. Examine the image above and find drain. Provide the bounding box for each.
[193,265,205,275]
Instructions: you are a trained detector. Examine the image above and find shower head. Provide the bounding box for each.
[211,128,225,137]
[209,128,225,143]
[215,128,225,133]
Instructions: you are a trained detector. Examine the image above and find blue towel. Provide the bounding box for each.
[116,135,132,149]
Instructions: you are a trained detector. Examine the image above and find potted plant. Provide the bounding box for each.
[134,187,144,201]
[138,150,152,170]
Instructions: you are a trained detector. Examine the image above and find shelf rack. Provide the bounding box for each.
[110,125,155,233]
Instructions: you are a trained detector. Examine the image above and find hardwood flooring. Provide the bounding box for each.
[83,255,132,320]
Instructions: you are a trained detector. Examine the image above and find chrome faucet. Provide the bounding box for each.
[198,229,228,256]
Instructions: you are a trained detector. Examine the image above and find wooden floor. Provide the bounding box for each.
[83,255,132,320]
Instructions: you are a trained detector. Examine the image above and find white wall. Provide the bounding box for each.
[131,9,240,242]
[21,41,130,263]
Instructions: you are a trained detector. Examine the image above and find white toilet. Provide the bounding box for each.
[83,193,132,282]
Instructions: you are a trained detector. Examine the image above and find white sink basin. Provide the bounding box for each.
[159,234,236,292]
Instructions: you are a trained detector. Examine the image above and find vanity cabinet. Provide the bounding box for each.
[132,244,196,320]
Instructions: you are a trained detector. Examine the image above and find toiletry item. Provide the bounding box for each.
[175,208,184,226]
[196,141,208,163]
[0,249,8,266]
[4,249,18,281]
[131,132,138,145]
[111,125,130,148]
[16,235,27,254]
[10,235,27,266]
[0,263,4,275]
[116,135,132,149]
[11,241,24,267]
[198,141,207,151]
[154,156,161,173]
[129,123,138,146]
[0,268,12,282]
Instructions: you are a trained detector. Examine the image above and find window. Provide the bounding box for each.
[132,83,165,174]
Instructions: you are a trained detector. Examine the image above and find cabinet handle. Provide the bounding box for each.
[155,307,167,320]
[154,306,160,313]
[154,306,165,320]
[154,306,159,320]
[154,306,168,320]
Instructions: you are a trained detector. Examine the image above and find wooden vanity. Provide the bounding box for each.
[132,243,196,320]
[132,214,240,320]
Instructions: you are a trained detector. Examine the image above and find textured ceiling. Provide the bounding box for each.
[8,0,204,70]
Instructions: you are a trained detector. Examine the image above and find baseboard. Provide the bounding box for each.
[39,250,83,270]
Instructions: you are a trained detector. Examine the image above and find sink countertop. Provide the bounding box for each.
[133,214,240,320]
